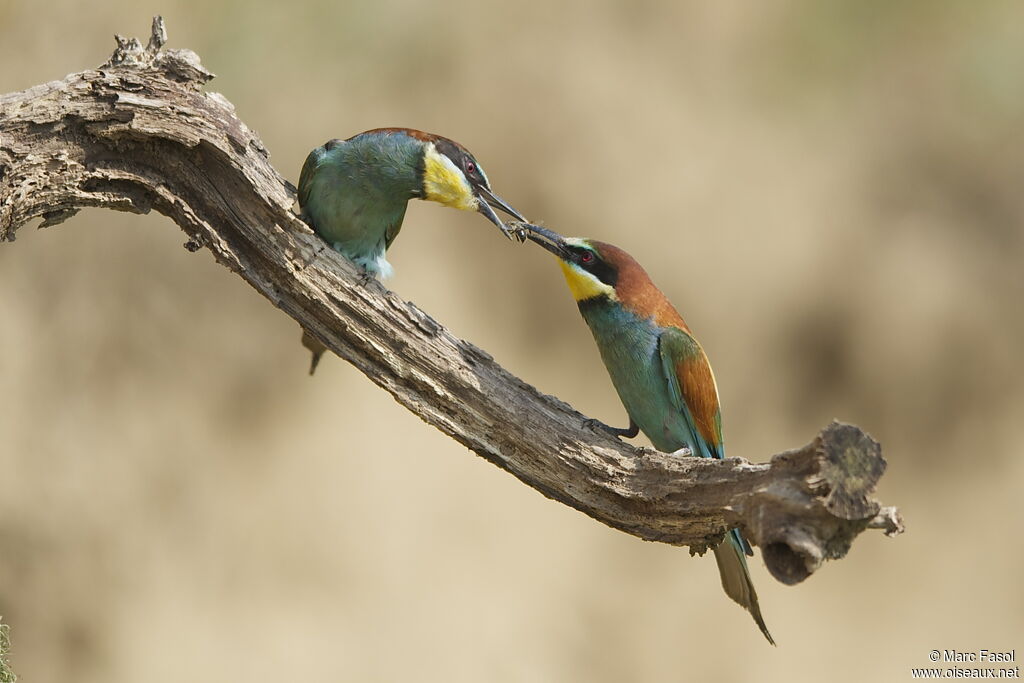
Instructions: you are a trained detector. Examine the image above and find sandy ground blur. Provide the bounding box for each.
[2,2,1022,681]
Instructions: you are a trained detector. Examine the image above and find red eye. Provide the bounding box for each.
[465,161,476,174]
[580,251,595,264]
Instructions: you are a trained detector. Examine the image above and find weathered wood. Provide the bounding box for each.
[0,616,13,683]
[0,17,902,584]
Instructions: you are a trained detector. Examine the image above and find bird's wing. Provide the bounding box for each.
[383,203,408,249]
[297,140,343,211]
[659,327,752,556]
[297,149,323,212]
[657,326,724,461]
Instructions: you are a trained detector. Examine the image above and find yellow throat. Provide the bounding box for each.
[423,143,477,211]
[557,256,617,302]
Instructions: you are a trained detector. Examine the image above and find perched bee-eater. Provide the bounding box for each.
[298,128,524,278]
[297,128,526,372]
[524,224,774,645]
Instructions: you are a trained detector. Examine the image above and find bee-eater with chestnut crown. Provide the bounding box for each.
[297,128,525,372]
[524,224,774,645]
[298,128,524,279]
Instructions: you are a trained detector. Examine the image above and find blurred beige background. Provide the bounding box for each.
[2,1,1022,681]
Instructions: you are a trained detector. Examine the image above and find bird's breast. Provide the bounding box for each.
[579,301,689,452]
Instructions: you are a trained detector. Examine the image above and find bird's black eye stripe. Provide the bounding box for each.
[571,247,596,266]
[571,247,617,287]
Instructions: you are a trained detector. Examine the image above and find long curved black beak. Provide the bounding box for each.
[476,186,527,241]
[521,223,570,259]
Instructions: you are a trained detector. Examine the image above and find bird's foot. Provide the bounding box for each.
[357,268,376,286]
[584,417,637,439]
[668,446,694,457]
[352,251,393,281]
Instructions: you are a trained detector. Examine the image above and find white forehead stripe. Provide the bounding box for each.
[476,162,490,187]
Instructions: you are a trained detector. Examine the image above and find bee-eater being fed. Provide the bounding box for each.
[523,224,774,645]
[297,128,526,372]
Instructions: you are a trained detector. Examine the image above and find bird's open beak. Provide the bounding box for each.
[476,186,527,241]
[522,223,570,259]
[479,186,527,222]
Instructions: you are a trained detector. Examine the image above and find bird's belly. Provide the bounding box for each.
[588,316,692,454]
[307,192,384,253]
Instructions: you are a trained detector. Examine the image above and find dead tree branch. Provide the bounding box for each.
[0,616,14,683]
[0,17,902,585]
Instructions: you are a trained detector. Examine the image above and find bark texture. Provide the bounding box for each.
[0,18,903,585]
[0,617,14,683]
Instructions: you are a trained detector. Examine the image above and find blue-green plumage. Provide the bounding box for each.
[525,226,774,644]
[298,131,424,278]
[295,127,526,374]
[578,298,681,448]
[580,298,759,561]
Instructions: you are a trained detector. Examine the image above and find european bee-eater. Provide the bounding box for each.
[298,128,524,278]
[524,224,774,645]
[297,128,526,372]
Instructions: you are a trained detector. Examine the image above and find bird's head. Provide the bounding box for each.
[523,223,688,329]
[418,134,526,238]
[522,225,623,302]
